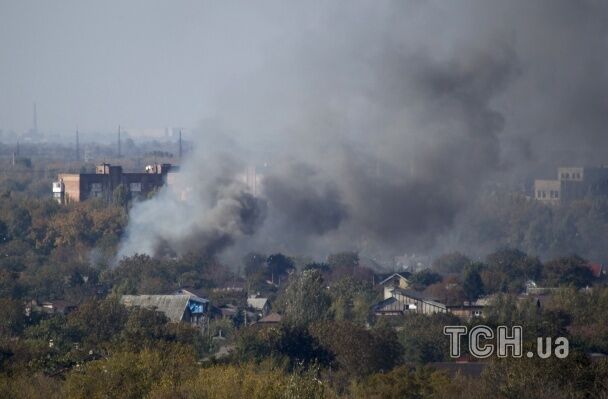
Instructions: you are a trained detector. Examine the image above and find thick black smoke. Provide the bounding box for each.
[118,0,608,262]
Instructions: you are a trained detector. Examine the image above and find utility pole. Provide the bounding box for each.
[33,102,38,134]
[179,129,183,159]
[76,129,80,161]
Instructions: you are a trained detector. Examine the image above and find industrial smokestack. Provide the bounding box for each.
[179,129,183,159]
[76,129,80,161]
[32,102,37,134]
[117,125,121,158]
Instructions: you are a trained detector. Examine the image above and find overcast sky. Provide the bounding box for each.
[0,1,286,132]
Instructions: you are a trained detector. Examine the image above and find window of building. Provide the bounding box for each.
[129,182,142,192]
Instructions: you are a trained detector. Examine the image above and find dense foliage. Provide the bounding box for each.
[1,165,608,397]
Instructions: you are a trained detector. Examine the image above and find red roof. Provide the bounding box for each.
[588,263,604,278]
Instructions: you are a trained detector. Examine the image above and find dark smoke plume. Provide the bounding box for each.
[118,0,608,262]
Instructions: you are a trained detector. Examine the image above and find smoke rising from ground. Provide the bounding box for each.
[117,1,608,262]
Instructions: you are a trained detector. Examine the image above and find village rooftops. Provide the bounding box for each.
[247,296,269,311]
[378,272,411,286]
[121,294,209,323]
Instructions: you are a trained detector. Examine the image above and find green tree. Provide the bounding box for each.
[278,270,331,326]
[432,252,471,274]
[266,253,294,282]
[542,255,594,288]
[112,184,131,208]
[327,252,359,270]
[398,313,460,363]
[409,270,442,291]
[8,207,31,240]
[0,299,25,337]
[485,248,542,293]
[462,265,484,302]
[310,320,403,381]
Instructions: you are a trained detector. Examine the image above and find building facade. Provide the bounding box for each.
[53,163,175,204]
[534,166,608,204]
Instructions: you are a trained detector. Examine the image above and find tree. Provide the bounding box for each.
[112,184,131,208]
[351,366,454,399]
[328,277,375,324]
[278,270,331,326]
[8,207,31,240]
[64,347,198,399]
[542,255,594,288]
[327,252,359,270]
[409,270,442,290]
[234,324,330,371]
[67,298,129,346]
[462,265,484,302]
[0,299,25,337]
[266,253,294,282]
[242,252,266,277]
[0,220,9,244]
[481,351,601,398]
[485,248,542,293]
[432,252,471,274]
[310,320,403,380]
[397,313,460,363]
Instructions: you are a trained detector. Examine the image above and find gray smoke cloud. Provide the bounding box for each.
[117,152,267,259]
[117,0,608,262]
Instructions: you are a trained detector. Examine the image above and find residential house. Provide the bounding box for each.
[391,288,448,315]
[247,294,270,317]
[378,273,411,299]
[372,297,414,316]
[373,287,488,320]
[121,294,209,328]
[26,299,78,316]
[254,312,283,327]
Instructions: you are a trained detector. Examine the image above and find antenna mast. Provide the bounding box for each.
[179,129,183,159]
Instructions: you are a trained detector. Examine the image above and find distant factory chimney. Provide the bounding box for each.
[33,102,38,134]
[179,129,183,159]
[76,129,80,161]
[117,125,122,158]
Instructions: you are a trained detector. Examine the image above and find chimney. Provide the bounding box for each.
[179,129,183,159]
[76,129,80,161]
[117,125,121,158]
[33,102,38,134]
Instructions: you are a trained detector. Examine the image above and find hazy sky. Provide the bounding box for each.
[0,1,286,132]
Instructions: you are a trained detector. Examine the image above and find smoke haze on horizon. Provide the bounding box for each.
[15,1,604,262]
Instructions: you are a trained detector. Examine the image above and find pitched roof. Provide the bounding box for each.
[392,288,447,309]
[247,297,269,311]
[121,294,198,323]
[258,312,282,323]
[372,297,407,313]
[378,273,410,286]
[174,288,210,303]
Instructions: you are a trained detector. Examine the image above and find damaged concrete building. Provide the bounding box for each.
[52,163,176,204]
[534,166,608,204]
